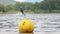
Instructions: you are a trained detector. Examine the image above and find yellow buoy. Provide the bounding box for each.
[18,18,34,33]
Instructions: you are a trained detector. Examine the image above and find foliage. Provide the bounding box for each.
[0,0,60,13]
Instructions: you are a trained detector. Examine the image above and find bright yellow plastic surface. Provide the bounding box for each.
[18,19,34,33]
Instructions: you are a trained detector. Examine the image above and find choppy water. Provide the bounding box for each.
[0,14,60,34]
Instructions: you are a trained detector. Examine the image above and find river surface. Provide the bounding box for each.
[0,14,60,34]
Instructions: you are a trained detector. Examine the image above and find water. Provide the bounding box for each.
[0,14,60,34]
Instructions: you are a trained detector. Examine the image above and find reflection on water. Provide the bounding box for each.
[20,33,33,34]
[0,14,60,34]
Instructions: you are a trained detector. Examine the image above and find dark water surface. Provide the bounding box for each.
[0,14,60,34]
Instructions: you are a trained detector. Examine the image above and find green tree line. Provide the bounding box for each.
[0,0,60,13]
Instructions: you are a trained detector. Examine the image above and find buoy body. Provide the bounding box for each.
[18,19,34,33]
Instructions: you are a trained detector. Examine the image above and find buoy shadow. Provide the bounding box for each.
[19,33,33,34]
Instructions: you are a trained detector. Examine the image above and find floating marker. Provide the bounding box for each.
[18,18,34,33]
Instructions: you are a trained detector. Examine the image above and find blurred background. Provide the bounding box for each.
[0,0,60,14]
[0,0,60,34]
